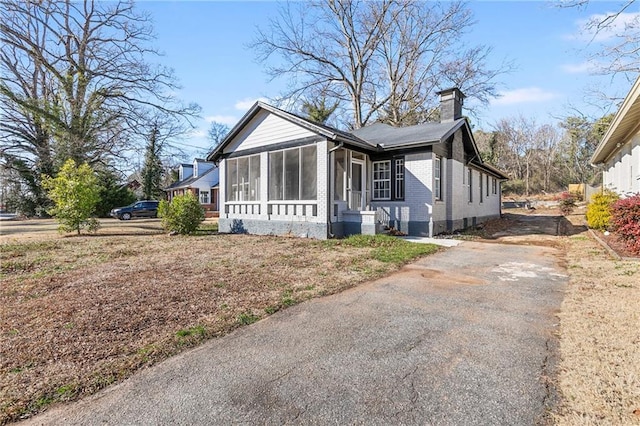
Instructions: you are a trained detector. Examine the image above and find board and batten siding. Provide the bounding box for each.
[603,132,640,195]
[223,110,316,154]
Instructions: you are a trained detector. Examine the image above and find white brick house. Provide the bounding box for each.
[591,76,640,196]
[207,89,508,239]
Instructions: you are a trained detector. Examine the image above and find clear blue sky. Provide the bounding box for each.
[138,0,638,158]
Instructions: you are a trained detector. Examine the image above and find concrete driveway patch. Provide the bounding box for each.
[25,240,566,425]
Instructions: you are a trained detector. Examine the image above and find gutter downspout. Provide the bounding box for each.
[327,141,344,239]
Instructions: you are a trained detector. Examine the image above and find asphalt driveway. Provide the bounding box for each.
[26,239,566,425]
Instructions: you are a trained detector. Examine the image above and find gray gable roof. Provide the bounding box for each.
[351,119,466,149]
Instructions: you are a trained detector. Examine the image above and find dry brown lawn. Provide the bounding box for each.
[1,229,437,424]
[3,212,640,424]
[552,214,640,425]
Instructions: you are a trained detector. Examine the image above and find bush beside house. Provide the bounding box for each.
[158,193,205,235]
[609,194,640,255]
[586,190,620,230]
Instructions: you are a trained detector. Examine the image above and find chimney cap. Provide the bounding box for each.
[436,87,466,99]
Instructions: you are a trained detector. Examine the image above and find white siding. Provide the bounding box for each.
[193,159,214,178]
[603,132,640,195]
[191,168,219,193]
[224,110,316,154]
[179,165,193,181]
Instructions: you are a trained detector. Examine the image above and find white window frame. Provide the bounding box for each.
[200,190,209,204]
[373,160,391,200]
[479,172,483,204]
[486,174,490,197]
[492,178,498,195]
[394,158,404,200]
[269,145,317,201]
[434,156,442,201]
[226,155,260,202]
[467,168,473,203]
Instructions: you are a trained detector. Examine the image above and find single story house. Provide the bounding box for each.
[165,158,220,215]
[207,88,508,239]
[591,75,640,196]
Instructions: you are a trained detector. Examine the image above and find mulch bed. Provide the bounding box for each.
[591,229,640,260]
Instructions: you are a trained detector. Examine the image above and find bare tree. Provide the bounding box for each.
[559,0,639,80]
[0,0,199,215]
[207,121,230,152]
[533,124,561,192]
[252,0,510,129]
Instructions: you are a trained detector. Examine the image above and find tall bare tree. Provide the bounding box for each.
[207,121,230,153]
[252,0,510,129]
[560,0,639,81]
[0,0,199,215]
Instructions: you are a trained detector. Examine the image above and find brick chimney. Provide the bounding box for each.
[437,88,465,123]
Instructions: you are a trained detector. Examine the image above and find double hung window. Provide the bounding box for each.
[373,157,404,200]
[434,156,442,201]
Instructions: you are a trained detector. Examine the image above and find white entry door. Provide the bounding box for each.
[350,159,365,210]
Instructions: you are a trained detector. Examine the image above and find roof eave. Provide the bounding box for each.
[590,75,640,165]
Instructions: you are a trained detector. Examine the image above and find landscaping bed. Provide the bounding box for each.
[0,231,437,423]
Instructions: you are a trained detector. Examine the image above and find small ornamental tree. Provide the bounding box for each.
[609,194,640,255]
[158,193,205,235]
[586,190,619,230]
[42,159,101,234]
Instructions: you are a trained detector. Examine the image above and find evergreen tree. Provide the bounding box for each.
[141,125,164,200]
[301,98,339,124]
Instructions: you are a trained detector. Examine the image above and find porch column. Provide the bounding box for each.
[316,139,328,221]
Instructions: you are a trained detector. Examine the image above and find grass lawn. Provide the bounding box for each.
[0,230,438,423]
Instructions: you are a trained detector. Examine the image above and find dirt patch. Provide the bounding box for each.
[460,209,583,249]
[418,268,485,285]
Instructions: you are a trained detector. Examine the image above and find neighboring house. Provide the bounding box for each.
[207,88,508,239]
[165,158,220,215]
[591,76,640,196]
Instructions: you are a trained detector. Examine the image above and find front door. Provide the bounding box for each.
[350,160,365,210]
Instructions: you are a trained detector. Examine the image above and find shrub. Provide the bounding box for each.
[586,190,619,230]
[570,190,584,202]
[158,193,205,235]
[556,191,577,216]
[609,194,640,255]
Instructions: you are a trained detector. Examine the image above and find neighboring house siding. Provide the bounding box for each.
[194,160,214,178]
[604,132,640,195]
[179,165,193,180]
[223,110,316,154]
